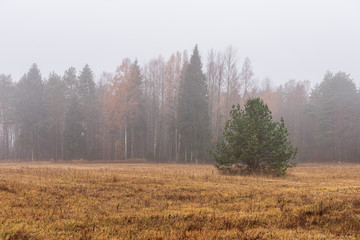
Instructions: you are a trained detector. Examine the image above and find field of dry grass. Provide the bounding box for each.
[1,162,360,239]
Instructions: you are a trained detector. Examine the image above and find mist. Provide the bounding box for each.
[1,44,360,162]
[1,0,360,86]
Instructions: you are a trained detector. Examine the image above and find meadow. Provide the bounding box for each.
[1,162,360,239]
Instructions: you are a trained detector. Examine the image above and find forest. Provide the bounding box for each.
[0,45,359,163]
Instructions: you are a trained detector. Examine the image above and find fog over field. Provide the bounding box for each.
[1,0,360,86]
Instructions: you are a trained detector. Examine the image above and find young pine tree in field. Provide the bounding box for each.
[212,98,297,176]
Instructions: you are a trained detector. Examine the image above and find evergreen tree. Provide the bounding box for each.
[44,72,66,160]
[15,64,44,160]
[63,97,85,160]
[130,60,146,158]
[0,74,14,160]
[306,72,359,162]
[63,67,78,100]
[77,64,97,159]
[212,98,297,176]
[178,45,210,162]
[78,64,95,105]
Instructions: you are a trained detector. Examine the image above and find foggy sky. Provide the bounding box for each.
[1,0,360,87]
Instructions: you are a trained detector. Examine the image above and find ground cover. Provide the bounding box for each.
[1,162,360,239]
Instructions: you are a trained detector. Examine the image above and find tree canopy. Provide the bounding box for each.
[1,47,360,163]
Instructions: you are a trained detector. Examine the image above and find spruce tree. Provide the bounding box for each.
[15,63,44,160]
[77,64,95,106]
[44,72,66,160]
[0,74,14,160]
[77,64,97,159]
[63,67,77,100]
[178,45,210,162]
[212,98,297,176]
[307,72,359,162]
[130,60,146,158]
[63,97,85,160]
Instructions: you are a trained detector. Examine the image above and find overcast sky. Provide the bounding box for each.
[1,0,360,87]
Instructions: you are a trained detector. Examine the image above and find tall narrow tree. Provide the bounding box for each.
[0,74,14,160]
[15,64,44,160]
[240,57,254,101]
[77,64,97,159]
[44,72,66,160]
[104,59,143,160]
[63,97,85,160]
[178,45,210,162]
[63,67,78,100]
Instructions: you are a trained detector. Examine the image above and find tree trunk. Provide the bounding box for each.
[153,115,157,161]
[185,148,187,163]
[124,119,127,160]
[4,121,9,160]
[131,124,134,158]
[175,128,178,162]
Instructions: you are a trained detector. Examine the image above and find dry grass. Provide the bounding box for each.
[1,162,360,239]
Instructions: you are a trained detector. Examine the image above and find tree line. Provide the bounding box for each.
[0,45,359,162]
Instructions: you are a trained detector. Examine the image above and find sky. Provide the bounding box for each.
[1,0,360,87]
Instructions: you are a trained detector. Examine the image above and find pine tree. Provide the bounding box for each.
[178,45,210,162]
[212,98,297,176]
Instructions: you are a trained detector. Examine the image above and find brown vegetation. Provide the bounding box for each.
[1,163,360,239]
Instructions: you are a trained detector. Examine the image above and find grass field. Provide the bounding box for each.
[1,162,360,239]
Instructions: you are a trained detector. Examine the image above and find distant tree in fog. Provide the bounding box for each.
[240,57,254,101]
[63,67,78,100]
[178,45,210,162]
[305,72,360,162]
[63,97,85,160]
[0,74,14,160]
[44,72,66,160]
[15,64,44,160]
[104,59,144,160]
[223,46,240,121]
[77,64,98,159]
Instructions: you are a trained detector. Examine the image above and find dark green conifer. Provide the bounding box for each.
[212,98,297,176]
[178,45,210,162]
[63,97,85,160]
